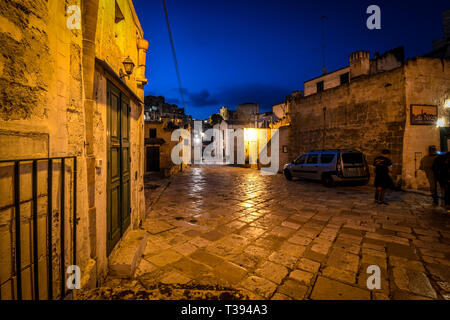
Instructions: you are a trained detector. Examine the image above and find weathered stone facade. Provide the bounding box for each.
[402,58,450,189]
[289,55,450,190]
[237,103,259,122]
[0,0,148,299]
[144,95,191,123]
[144,121,189,177]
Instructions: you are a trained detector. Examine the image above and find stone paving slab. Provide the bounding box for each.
[99,166,450,300]
[142,219,176,234]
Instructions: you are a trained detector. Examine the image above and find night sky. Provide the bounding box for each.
[132,0,449,120]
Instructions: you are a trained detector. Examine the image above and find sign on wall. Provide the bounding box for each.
[410,105,438,125]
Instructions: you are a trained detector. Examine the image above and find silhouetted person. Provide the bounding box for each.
[420,146,438,204]
[373,149,393,205]
[432,152,450,210]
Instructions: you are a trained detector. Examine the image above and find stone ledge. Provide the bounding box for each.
[108,230,148,279]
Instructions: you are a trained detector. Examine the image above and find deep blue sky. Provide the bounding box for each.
[133,0,449,120]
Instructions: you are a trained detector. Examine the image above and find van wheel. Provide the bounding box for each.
[322,174,334,187]
[284,169,292,181]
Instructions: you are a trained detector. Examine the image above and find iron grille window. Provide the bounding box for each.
[0,157,77,300]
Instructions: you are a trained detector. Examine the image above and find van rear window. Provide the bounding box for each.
[320,154,335,164]
[342,153,364,164]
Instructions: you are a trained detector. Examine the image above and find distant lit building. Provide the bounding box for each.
[144,95,192,125]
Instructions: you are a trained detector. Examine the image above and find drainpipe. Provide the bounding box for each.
[136,38,149,87]
[81,0,100,260]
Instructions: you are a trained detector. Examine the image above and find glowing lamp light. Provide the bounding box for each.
[436,118,445,127]
[244,128,257,142]
[119,56,135,79]
[123,56,135,74]
[194,138,201,144]
[445,99,450,108]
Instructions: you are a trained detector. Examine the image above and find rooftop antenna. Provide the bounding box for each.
[321,15,328,75]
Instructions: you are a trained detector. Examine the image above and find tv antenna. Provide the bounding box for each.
[321,15,328,75]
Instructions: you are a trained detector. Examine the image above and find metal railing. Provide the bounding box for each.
[0,157,77,300]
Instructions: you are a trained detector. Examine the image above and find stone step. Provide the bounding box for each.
[108,230,148,279]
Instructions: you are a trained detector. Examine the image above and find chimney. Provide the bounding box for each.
[349,51,370,79]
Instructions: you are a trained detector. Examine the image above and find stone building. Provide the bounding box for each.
[0,0,148,299]
[304,47,404,96]
[237,103,259,122]
[144,95,191,124]
[270,99,295,173]
[144,120,189,177]
[143,96,192,176]
[288,47,449,190]
[219,106,237,121]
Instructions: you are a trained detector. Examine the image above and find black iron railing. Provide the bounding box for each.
[0,157,77,300]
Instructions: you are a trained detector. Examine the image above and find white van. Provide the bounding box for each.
[283,150,370,187]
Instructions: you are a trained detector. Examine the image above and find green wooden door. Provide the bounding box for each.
[121,95,131,232]
[107,81,131,255]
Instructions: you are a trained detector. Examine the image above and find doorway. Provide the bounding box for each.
[441,127,450,152]
[146,146,160,172]
[107,81,131,255]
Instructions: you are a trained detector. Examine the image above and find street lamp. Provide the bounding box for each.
[119,56,135,80]
[244,128,257,142]
[445,99,450,108]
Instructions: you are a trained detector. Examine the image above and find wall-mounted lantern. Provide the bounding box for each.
[445,99,450,109]
[119,56,135,80]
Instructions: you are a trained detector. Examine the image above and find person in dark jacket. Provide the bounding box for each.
[420,146,438,204]
[432,152,450,209]
[373,149,393,205]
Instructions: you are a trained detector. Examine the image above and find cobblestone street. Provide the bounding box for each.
[102,166,450,300]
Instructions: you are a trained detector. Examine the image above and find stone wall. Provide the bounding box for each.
[290,56,450,189]
[402,57,450,190]
[277,126,290,172]
[92,0,147,281]
[304,67,350,96]
[272,103,288,119]
[144,122,188,177]
[0,0,89,299]
[0,0,148,298]
[237,103,259,121]
[290,67,407,183]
